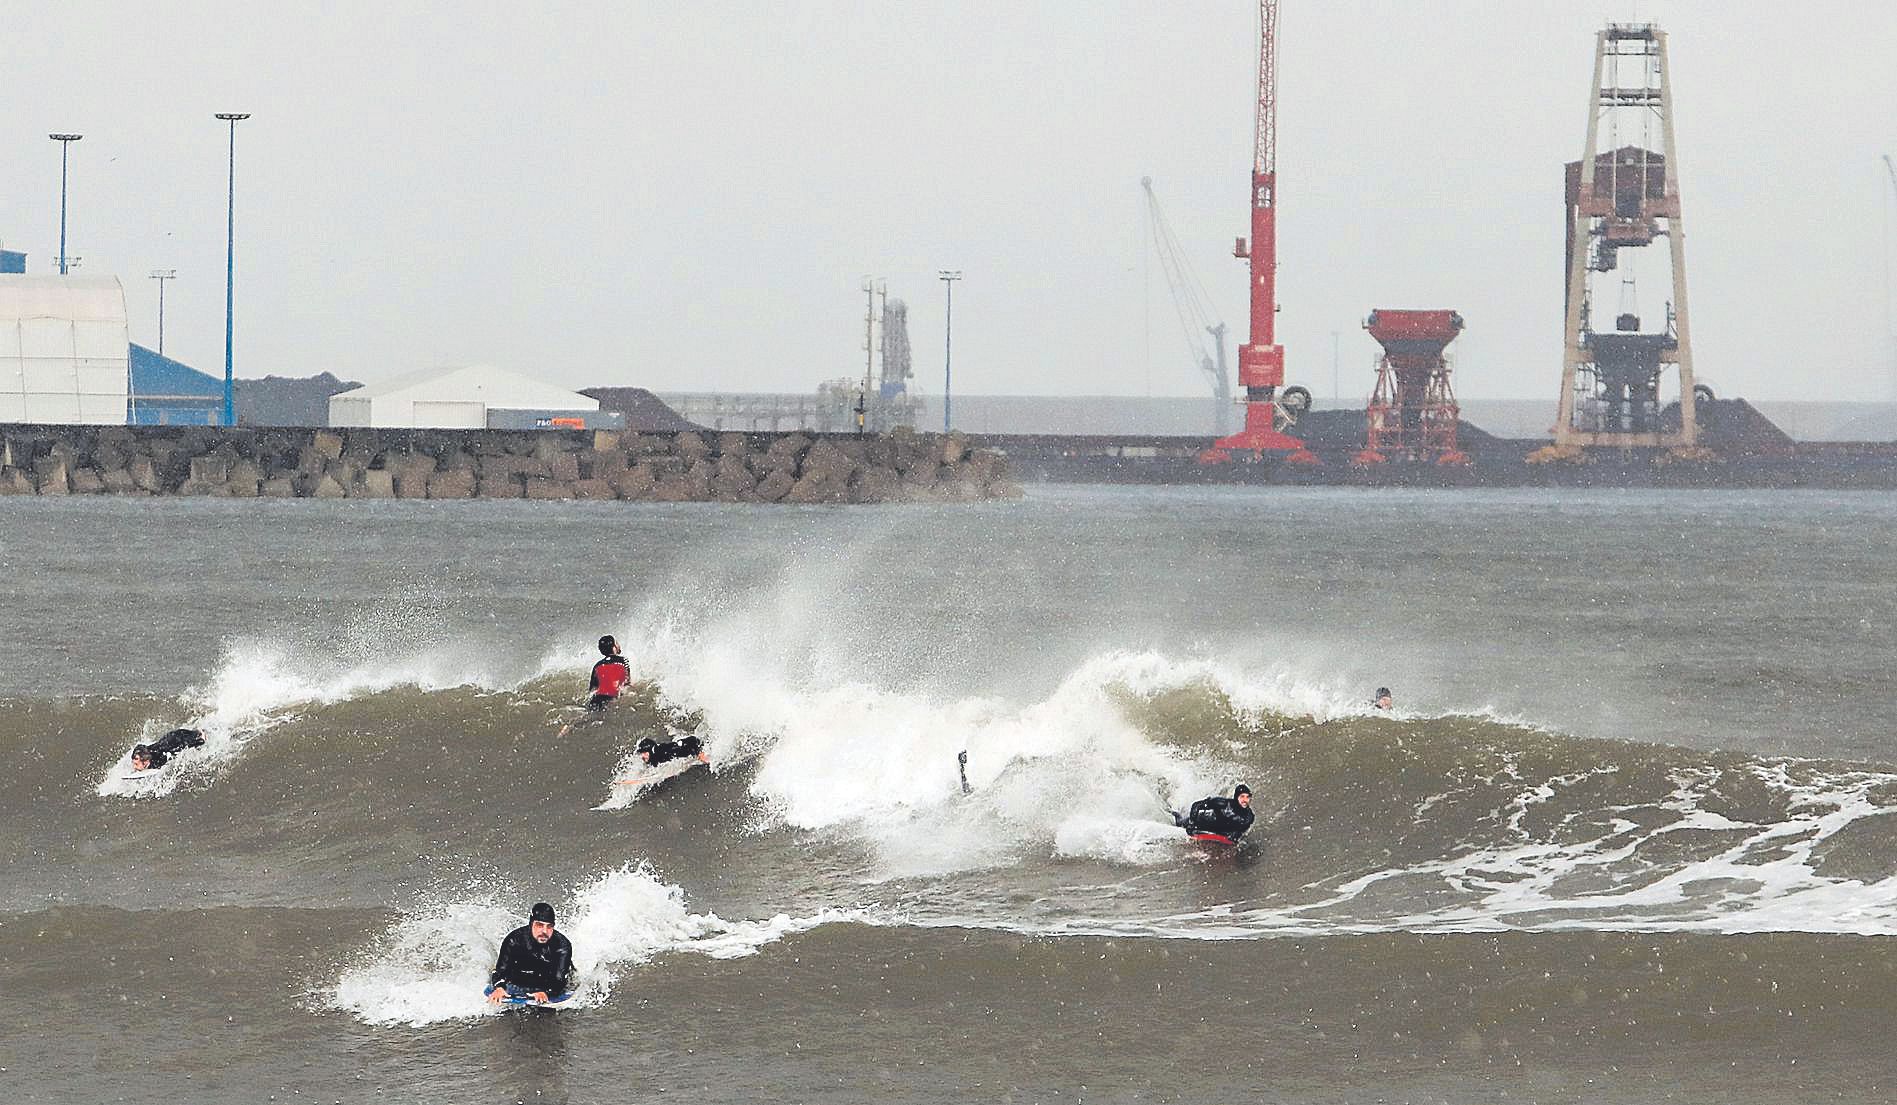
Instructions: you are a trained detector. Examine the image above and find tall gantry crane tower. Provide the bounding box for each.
[1553,23,1699,450]
[1201,0,1316,464]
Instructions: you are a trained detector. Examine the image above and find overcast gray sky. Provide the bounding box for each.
[5,1,1894,402]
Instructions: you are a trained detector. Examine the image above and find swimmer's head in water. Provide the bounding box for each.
[130,744,153,771]
[598,635,618,657]
[635,737,657,762]
[1374,687,1393,709]
[529,901,556,941]
[1234,783,1251,807]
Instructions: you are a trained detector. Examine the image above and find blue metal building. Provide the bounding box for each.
[128,343,222,425]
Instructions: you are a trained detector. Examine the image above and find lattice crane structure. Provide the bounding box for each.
[1201,0,1316,464]
[1554,23,1699,450]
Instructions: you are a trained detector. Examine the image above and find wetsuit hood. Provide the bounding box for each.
[1233,784,1251,800]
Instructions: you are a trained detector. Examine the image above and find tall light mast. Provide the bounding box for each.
[1202,0,1315,463]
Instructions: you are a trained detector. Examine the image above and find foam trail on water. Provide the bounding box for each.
[330,866,856,1027]
[97,619,542,799]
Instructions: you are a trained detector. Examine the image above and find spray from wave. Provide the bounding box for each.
[329,866,855,1026]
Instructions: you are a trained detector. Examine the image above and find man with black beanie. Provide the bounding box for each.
[485,902,575,1005]
[1173,784,1256,844]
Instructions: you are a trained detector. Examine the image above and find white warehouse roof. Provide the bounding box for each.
[0,275,130,425]
[328,363,600,428]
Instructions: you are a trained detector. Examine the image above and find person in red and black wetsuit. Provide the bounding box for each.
[587,635,632,711]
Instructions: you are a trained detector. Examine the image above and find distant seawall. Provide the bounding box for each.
[0,425,1022,503]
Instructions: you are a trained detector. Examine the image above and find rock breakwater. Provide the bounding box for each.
[0,425,1021,503]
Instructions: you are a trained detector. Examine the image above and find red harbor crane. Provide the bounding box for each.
[1201,0,1317,465]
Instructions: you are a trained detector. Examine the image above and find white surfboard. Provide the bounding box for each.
[614,756,705,789]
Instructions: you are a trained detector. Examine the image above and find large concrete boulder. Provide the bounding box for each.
[649,475,694,502]
[612,464,657,501]
[477,477,523,499]
[711,454,755,501]
[261,478,297,498]
[100,468,139,494]
[228,460,264,496]
[941,432,970,465]
[390,452,437,482]
[545,452,581,483]
[624,434,669,457]
[674,431,710,463]
[682,459,715,500]
[311,431,344,460]
[426,470,477,499]
[0,467,34,495]
[572,478,615,500]
[754,468,795,503]
[355,470,396,498]
[760,434,810,474]
[129,456,161,493]
[480,454,546,481]
[190,455,231,485]
[799,440,854,482]
[849,467,900,503]
[579,449,626,480]
[523,478,573,500]
[784,474,844,503]
[35,458,70,495]
[532,434,573,463]
[312,475,348,499]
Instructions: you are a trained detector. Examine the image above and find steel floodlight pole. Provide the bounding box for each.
[939,270,961,432]
[49,134,83,275]
[216,113,250,427]
[149,270,177,356]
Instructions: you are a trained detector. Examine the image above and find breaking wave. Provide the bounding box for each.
[329,866,856,1026]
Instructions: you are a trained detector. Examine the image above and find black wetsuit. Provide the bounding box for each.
[1178,796,1255,842]
[644,735,702,767]
[587,655,632,710]
[489,925,575,997]
[142,728,205,768]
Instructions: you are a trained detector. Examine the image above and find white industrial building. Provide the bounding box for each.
[327,364,612,429]
[0,276,131,424]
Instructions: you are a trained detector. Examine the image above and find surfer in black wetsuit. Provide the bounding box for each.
[129,728,205,771]
[1173,784,1255,843]
[1373,687,1393,711]
[636,734,708,768]
[587,636,632,711]
[485,902,575,1005]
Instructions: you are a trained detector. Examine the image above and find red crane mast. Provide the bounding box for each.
[1202,0,1316,463]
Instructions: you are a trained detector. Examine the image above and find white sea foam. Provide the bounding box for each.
[97,628,525,799]
[911,758,1897,942]
[330,866,855,1026]
[609,600,1326,874]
